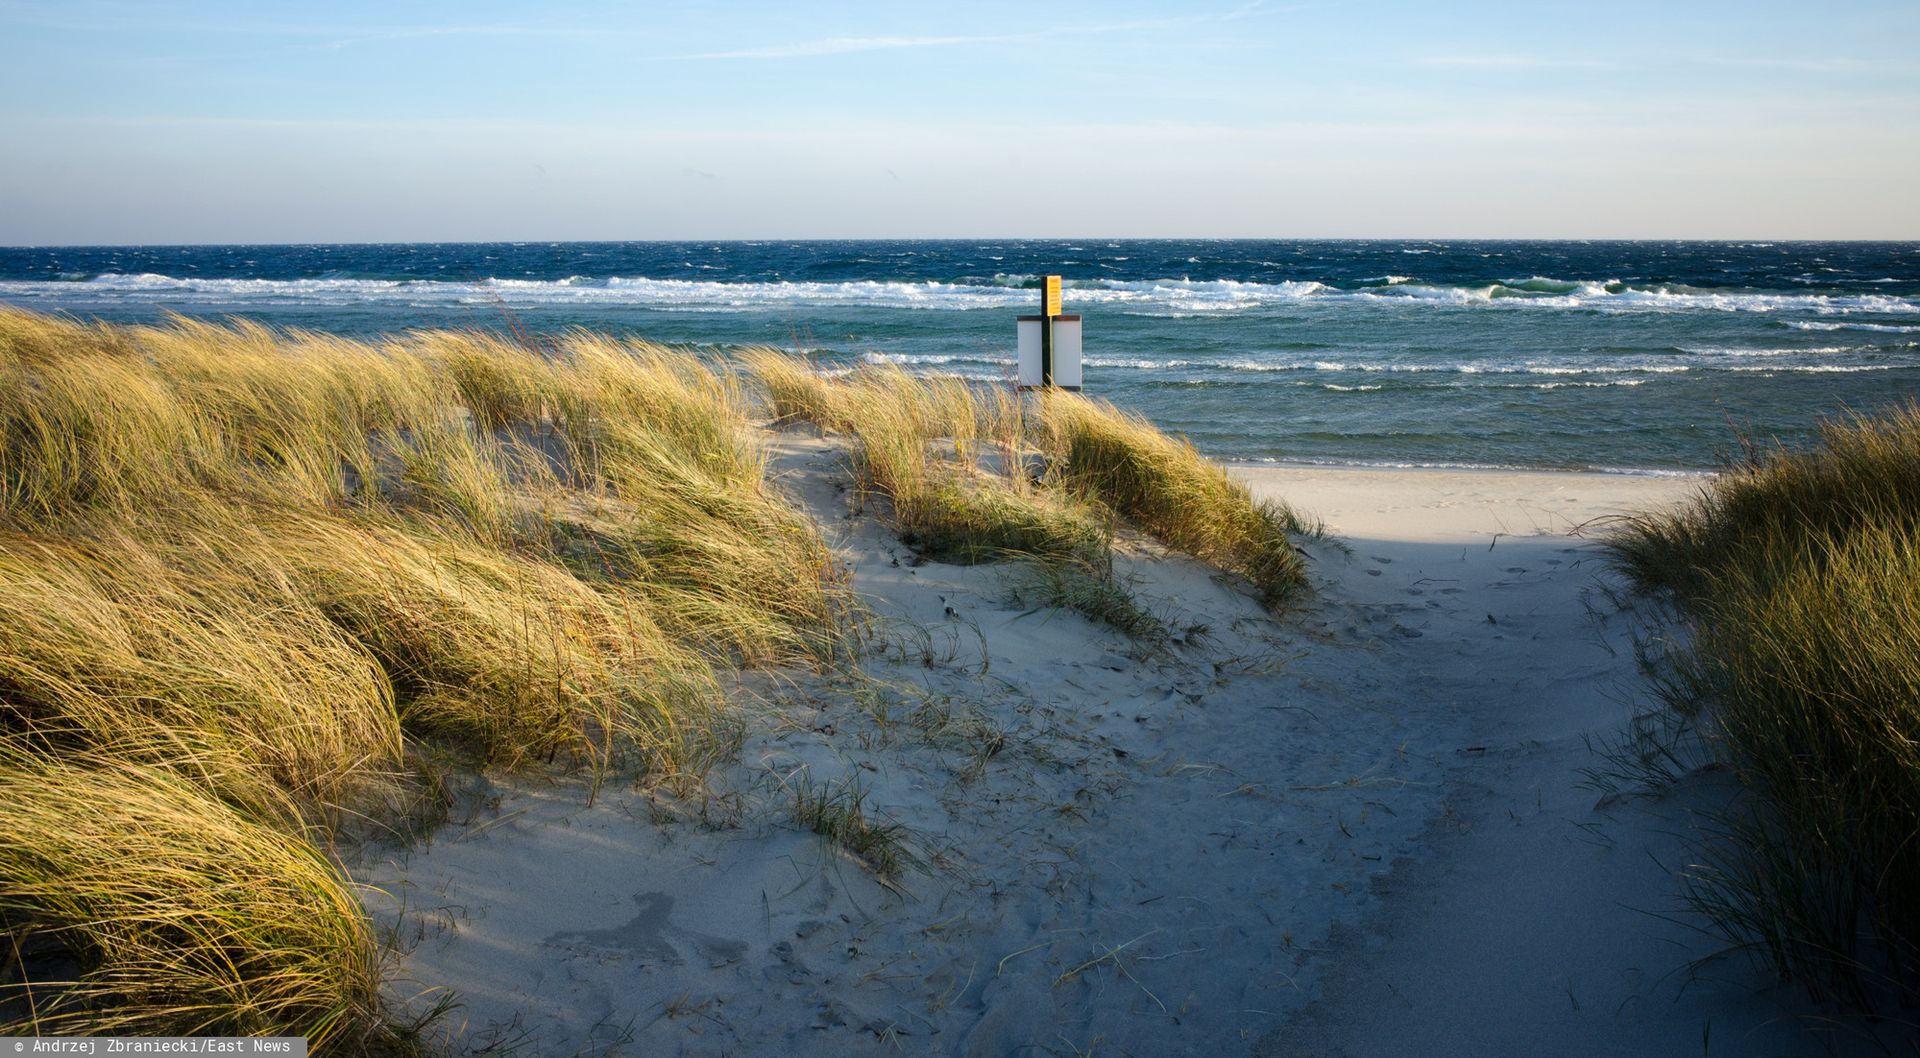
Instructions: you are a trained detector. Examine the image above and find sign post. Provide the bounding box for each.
[1040,275,1061,388]
[1017,275,1082,390]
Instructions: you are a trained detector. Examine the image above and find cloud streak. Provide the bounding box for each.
[1694,55,1915,76]
[666,33,1016,61]
[660,2,1290,62]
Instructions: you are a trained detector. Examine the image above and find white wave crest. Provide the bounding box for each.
[1678,345,1860,357]
[1787,320,1920,334]
[861,351,1011,367]
[1726,364,1895,373]
[3,271,1915,319]
[1219,359,1693,376]
[1497,380,1649,390]
[1083,356,1194,369]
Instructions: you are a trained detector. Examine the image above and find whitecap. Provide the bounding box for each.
[1787,320,1920,334]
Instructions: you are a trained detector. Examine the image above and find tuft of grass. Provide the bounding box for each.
[0,314,204,518]
[738,347,840,428]
[897,478,1110,566]
[1035,391,1309,610]
[0,523,407,822]
[790,775,920,883]
[0,308,855,1040]
[824,365,1108,566]
[0,750,396,1049]
[1606,404,1920,603]
[740,352,1311,611]
[1012,556,1170,648]
[239,505,723,778]
[1605,406,1920,1012]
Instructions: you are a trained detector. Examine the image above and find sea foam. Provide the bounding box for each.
[8,272,1914,319]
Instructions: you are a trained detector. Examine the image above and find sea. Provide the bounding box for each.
[3,239,1918,474]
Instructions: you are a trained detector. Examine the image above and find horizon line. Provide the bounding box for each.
[7,235,1920,250]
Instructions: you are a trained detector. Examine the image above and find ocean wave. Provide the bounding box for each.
[1499,276,1589,295]
[1725,364,1894,373]
[421,339,1911,383]
[1490,380,1649,389]
[1199,356,1917,378]
[860,351,1011,367]
[1787,320,1920,333]
[1518,364,1691,375]
[1350,279,1917,314]
[1677,344,1863,357]
[6,271,1916,317]
[1218,359,1693,376]
[1082,356,1194,369]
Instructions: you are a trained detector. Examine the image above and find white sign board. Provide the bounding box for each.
[1016,316,1083,390]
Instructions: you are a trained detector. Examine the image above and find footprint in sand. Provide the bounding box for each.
[544,892,748,968]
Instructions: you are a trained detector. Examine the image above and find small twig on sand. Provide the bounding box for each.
[1054,929,1161,986]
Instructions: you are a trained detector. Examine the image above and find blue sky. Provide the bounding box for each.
[2,0,1917,243]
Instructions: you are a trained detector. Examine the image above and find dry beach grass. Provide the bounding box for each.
[0,309,1308,1045]
[1607,408,1920,1016]
[6,304,1910,1052]
[742,348,1309,607]
[0,310,851,1043]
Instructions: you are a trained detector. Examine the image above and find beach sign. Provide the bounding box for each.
[1017,275,1083,390]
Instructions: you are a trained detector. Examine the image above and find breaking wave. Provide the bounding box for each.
[6,272,1916,318]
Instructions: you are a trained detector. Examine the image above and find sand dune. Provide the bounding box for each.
[359,450,1892,1055]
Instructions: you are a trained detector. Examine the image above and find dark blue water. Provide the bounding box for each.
[5,240,1918,472]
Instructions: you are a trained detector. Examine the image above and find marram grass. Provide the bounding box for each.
[0,523,406,819]
[0,750,391,1049]
[1035,390,1310,609]
[0,311,1310,1042]
[1607,405,1920,1012]
[740,350,1310,608]
[0,309,851,1043]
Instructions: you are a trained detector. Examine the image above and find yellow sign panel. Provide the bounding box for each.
[1042,275,1063,317]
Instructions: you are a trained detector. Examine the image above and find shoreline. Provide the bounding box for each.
[1228,457,1717,480]
[1230,460,1700,544]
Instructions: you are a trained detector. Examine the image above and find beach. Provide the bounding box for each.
[346,448,1885,1055]
[2,309,1913,1053]
[4,239,1917,1052]
[7,0,1918,1047]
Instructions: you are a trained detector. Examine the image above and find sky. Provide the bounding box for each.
[2,0,1918,244]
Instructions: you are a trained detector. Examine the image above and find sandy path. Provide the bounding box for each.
[357,454,1896,1056]
[1235,466,1897,1058]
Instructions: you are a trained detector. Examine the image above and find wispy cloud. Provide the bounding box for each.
[1423,52,1915,77]
[661,2,1292,62]
[308,24,582,51]
[667,33,1015,61]
[1694,55,1914,76]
